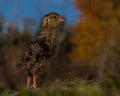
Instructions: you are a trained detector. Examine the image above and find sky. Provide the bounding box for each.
[0,0,80,32]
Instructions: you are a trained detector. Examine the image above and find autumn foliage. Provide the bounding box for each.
[70,0,120,79]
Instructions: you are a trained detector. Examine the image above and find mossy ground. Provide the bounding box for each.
[1,78,120,96]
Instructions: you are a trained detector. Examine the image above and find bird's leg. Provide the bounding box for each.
[31,72,38,88]
[27,75,33,88]
[27,71,33,88]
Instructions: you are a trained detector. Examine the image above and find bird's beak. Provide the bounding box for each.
[59,17,64,22]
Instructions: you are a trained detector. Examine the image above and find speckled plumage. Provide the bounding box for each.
[17,12,64,88]
[21,31,57,73]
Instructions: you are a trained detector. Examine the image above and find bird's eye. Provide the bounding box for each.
[53,16,56,19]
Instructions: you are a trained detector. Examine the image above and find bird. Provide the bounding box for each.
[17,12,64,88]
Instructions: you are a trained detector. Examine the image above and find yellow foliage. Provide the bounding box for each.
[70,0,120,65]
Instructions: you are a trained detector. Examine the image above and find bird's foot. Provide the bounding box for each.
[29,85,38,89]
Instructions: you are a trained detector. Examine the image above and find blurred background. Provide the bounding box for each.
[0,0,120,90]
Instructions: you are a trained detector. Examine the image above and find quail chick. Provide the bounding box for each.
[17,12,64,88]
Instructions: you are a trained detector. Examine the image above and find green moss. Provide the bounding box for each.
[2,78,120,96]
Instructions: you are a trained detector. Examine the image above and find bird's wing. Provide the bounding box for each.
[21,40,42,69]
[19,35,51,69]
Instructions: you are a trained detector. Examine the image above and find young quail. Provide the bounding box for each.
[18,12,64,88]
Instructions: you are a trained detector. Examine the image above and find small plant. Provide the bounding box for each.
[2,78,120,96]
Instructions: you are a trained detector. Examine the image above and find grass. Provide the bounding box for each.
[1,78,120,96]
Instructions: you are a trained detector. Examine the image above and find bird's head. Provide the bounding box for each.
[41,12,64,29]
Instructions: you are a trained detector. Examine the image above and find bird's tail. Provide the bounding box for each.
[16,62,22,69]
[16,62,26,70]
